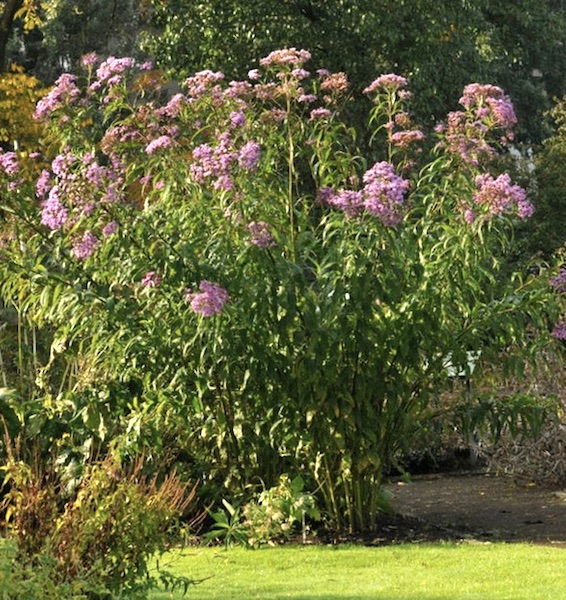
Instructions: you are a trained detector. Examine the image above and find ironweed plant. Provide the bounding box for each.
[0,49,564,532]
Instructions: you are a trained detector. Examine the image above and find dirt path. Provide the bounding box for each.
[386,471,566,546]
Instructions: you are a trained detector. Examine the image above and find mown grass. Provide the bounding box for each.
[151,543,566,600]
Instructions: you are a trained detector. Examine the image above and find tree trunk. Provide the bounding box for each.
[0,0,24,73]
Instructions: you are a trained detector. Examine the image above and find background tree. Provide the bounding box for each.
[141,0,566,144]
[2,0,147,81]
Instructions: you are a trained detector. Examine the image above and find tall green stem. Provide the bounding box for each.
[286,96,297,262]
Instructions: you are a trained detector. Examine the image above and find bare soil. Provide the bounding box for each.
[386,471,566,546]
[318,471,566,547]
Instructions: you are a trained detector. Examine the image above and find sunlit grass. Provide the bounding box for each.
[150,543,566,600]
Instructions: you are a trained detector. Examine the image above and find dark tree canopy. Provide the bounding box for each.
[141,0,566,142]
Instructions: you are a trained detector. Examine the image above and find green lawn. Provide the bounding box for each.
[150,543,566,600]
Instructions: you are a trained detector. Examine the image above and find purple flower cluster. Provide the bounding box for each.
[156,93,187,119]
[190,134,261,190]
[41,189,68,230]
[145,135,174,155]
[362,162,410,225]
[81,52,98,68]
[238,141,261,170]
[550,268,566,294]
[72,230,99,259]
[552,322,566,340]
[0,151,19,176]
[102,221,118,236]
[390,129,426,150]
[34,74,81,120]
[319,72,349,96]
[310,107,332,121]
[550,268,566,339]
[472,173,533,220]
[322,162,409,225]
[248,221,276,248]
[459,84,517,130]
[186,280,229,317]
[184,70,225,101]
[37,149,125,239]
[439,83,517,165]
[93,57,136,88]
[190,136,237,191]
[325,189,364,217]
[230,111,246,128]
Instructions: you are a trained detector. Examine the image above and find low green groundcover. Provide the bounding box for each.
[149,543,566,600]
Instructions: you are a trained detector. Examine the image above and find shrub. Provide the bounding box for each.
[0,50,564,533]
[0,447,198,599]
[0,65,46,151]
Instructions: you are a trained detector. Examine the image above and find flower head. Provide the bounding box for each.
[551,322,566,340]
[230,111,246,128]
[238,141,261,170]
[259,48,311,68]
[102,221,118,236]
[473,173,532,218]
[550,269,566,294]
[95,56,136,86]
[34,74,81,120]
[186,280,229,317]
[364,73,408,95]
[145,135,174,155]
[310,108,332,121]
[72,231,99,260]
[41,189,68,230]
[248,221,276,248]
[0,151,19,176]
[362,161,410,225]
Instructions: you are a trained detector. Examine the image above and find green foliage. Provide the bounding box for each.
[0,449,197,599]
[242,475,320,547]
[522,100,566,259]
[205,475,320,549]
[204,499,250,550]
[0,51,562,533]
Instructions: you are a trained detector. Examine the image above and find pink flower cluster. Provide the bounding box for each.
[362,162,411,225]
[550,268,566,340]
[34,74,81,120]
[186,280,229,317]
[552,322,566,340]
[72,230,99,259]
[37,150,125,248]
[363,73,408,95]
[439,83,517,166]
[550,268,566,294]
[322,161,409,225]
[190,134,261,190]
[459,84,517,130]
[390,130,425,150]
[470,173,533,220]
[93,57,136,88]
[0,151,19,176]
[184,70,225,101]
[145,135,175,155]
[247,221,276,248]
[259,48,311,68]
